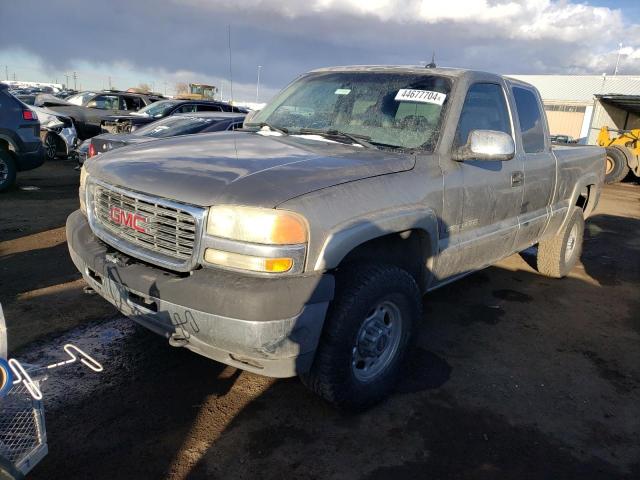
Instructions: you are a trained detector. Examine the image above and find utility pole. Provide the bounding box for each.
[614,42,623,76]
[64,74,69,89]
[256,65,262,103]
[228,24,234,103]
[4,66,7,81]
[108,76,112,89]
[12,72,16,81]
[73,71,77,90]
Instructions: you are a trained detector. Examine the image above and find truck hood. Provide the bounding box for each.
[86,131,416,207]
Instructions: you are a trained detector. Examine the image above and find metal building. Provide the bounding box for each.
[508,75,640,144]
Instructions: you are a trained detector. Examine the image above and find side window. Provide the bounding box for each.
[87,95,119,110]
[196,104,223,112]
[454,83,511,148]
[176,104,197,113]
[512,86,546,153]
[122,96,144,111]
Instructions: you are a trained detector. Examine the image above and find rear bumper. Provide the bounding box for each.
[66,210,334,377]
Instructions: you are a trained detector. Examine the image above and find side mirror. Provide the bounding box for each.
[453,130,515,162]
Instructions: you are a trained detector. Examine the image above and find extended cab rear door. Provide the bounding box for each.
[508,82,556,251]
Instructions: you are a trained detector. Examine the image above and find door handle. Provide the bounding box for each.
[511,171,524,187]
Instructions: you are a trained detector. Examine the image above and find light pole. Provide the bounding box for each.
[614,42,623,76]
[256,65,262,103]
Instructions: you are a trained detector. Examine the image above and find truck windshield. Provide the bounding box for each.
[247,71,452,150]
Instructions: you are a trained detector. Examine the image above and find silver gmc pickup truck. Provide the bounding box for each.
[67,66,604,409]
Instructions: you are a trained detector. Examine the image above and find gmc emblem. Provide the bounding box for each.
[109,206,147,233]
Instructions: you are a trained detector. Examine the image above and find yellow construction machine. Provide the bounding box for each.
[597,126,640,184]
[176,83,217,100]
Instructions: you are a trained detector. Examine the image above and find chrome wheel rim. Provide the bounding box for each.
[565,223,579,264]
[0,158,8,182]
[45,134,57,159]
[352,300,403,382]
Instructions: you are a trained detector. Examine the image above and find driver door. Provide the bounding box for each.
[435,82,524,281]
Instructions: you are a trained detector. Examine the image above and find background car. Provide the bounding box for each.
[34,90,165,140]
[0,84,44,191]
[100,99,248,134]
[77,111,245,164]
[30,105,78,160]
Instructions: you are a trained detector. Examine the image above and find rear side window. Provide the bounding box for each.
[196,104,223,112]
[176,104,197,113]
[512,86,546,153]
[454,83,511,148]
[122,96,144,111]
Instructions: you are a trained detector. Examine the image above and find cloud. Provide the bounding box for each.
[1,0,639,99]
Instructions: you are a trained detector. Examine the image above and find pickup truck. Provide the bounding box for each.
[67,66,604,409]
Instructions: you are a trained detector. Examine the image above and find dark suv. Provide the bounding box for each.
[0,83,44,191]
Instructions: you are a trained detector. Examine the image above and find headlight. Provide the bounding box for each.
[204,206,308,274]
[206,206,307,245]
[79,165,89,215]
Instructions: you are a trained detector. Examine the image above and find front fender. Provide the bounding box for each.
[313,206,440,273]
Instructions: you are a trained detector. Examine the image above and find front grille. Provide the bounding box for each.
[92,184,199,263]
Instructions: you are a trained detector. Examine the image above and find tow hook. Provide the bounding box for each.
[169,330,189,347]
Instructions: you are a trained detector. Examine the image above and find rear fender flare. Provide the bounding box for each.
[561,173,600,228]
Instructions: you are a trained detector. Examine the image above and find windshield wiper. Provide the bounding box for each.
[296,128,376,149]
[246,122,289,135]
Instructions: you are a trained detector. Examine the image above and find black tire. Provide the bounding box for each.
[0,149,17,193]
[536,207,584,278]
[604,146,630,184]
[301,263,421,411]
[43,131,58,161]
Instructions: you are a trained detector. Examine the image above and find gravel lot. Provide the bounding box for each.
[1,160,639,479]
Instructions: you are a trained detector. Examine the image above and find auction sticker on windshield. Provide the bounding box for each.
[395,89,446,105]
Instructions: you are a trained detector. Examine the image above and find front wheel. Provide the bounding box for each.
[44,132,59,160]
[301,264,421,411]
[536,207,584,278]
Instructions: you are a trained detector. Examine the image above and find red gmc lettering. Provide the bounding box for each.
[109,207,147,233]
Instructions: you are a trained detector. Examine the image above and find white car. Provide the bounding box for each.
[29,105,78,160]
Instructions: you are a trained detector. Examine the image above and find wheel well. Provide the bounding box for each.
[576,184,596,215]
[0,138,16,156]
[336,230,430,291]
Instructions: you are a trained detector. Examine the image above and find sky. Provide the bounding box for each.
[1,0,640,102]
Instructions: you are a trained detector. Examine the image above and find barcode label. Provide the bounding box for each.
[394,89,446,105]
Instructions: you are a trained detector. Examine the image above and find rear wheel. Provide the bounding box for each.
[604,146,630,184]
[0,150,16,192]
[536,207,584,278]
[301,264,421,411]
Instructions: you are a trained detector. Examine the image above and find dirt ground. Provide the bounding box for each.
[1,160,639,479]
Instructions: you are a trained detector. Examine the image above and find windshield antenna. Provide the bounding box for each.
[426,51,436,69]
